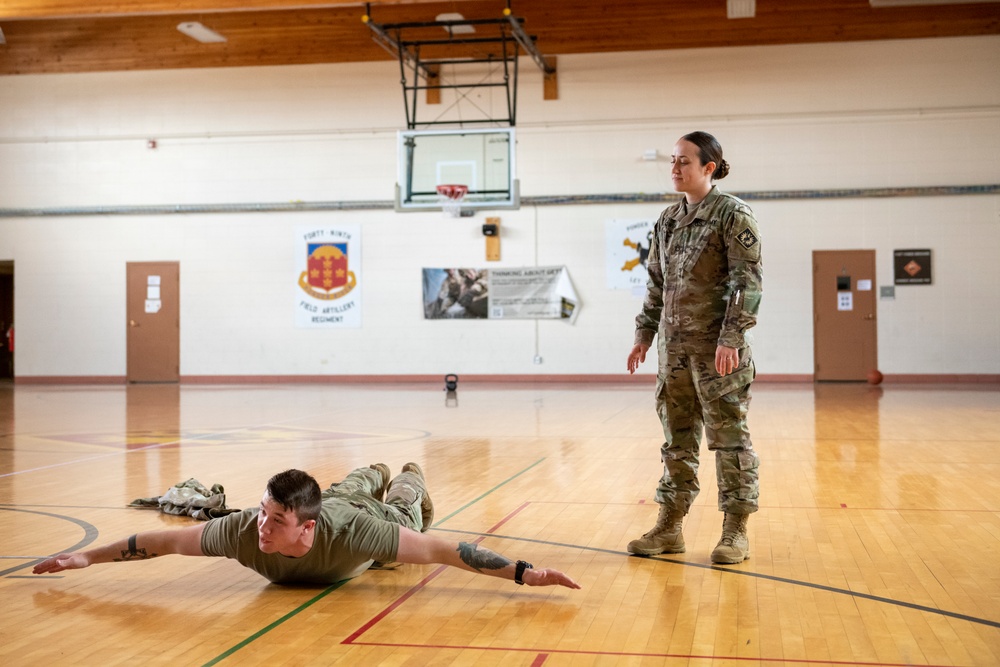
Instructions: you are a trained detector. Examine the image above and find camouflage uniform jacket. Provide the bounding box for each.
[634,186,762,355]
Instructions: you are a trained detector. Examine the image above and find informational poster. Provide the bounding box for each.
[605,218,655,292]
[423,266,579,323]
[295,224,361,328]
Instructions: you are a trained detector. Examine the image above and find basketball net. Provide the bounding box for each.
[436,184,468,218]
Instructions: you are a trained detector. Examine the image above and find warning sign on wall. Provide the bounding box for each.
[893,249,932,285]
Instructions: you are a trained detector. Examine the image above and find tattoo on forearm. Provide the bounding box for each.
[457,542,512,572]
[113,534,158,562]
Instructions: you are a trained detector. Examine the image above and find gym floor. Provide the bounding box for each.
[1,380,998,666]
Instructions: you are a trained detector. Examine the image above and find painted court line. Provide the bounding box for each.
[201,458,545,666]
[201,452,999,665]
[201,581,349,667]
[0,507,99,577]
[431,527,1000,631]
[338,640,961,667]
[342,501,532,646]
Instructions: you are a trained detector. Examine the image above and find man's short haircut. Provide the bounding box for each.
[266,469,322,524]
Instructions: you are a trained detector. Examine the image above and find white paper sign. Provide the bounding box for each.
[857,279,872,291]
[148,275,161,286]
[838,292,853,311]
[145,299,161,313]
[146,285,160,299]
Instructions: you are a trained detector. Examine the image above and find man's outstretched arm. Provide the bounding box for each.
[32,524,207,575]
[395,527,581,589]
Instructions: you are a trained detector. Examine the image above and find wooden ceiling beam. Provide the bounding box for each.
[1,1,997,76]
[0,0,475,21]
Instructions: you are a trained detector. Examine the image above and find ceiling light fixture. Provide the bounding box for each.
[727,0,756,19]
[177,22,227,44]
[436,13,475,35]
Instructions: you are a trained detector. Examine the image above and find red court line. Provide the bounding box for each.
[342,501,532,646]
[340,500,965,666]
[340,640,959,667]
[341,564,449,645]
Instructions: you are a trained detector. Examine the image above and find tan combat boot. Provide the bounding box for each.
[711,512,750,564]
[369,463,391,501]
[627,505,685,555]
[401,462,434,531]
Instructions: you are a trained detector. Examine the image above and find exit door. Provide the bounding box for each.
[127,262,179,383]
[812,250,877,381]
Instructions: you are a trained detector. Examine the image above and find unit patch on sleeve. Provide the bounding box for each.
[737,228,759,249]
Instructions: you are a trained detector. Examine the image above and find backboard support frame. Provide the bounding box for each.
[364,6,554,130]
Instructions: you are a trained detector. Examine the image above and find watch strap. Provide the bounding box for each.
[515,559,533,585]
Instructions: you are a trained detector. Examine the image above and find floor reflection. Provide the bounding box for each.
[126,384,181,503]
[813,383,883,507]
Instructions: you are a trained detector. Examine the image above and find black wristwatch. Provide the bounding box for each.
[515,559,533,585]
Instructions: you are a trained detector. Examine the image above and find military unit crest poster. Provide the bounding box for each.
[606,218,654,293]
[295,224,362,328]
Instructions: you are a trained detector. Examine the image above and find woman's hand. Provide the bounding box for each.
[627,343,649,374]
[715,345,739,376]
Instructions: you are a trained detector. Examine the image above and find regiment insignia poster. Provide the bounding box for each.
[295,224,361,328]
[606,218,654,292]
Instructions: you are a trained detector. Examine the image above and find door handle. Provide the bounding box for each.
[129,320,139,327]
[863,314,875,320]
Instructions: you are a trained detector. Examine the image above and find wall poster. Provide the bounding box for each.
[295,224,362,328]
[423,266,579,323]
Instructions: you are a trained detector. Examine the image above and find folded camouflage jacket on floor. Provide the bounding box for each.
[129,478,241,520]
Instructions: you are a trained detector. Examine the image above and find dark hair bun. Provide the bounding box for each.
[714,159,730,180]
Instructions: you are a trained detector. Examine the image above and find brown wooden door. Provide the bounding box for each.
[127,262,179,383]
[812,250,877,381]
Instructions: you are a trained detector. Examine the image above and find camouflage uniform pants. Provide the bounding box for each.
[654,346,759,515]
[322,466,427,532]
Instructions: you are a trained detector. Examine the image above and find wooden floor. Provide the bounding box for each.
[1,380,999,666]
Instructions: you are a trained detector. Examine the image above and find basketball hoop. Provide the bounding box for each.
[436,184,468,218]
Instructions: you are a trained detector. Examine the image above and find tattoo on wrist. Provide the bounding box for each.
[114,534,157,562]
[457,542,511,572]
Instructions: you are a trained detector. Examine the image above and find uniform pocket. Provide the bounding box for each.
[697,358,755,402]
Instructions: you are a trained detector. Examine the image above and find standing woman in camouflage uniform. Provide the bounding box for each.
[626,131,762,564]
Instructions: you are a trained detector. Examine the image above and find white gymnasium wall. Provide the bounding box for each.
[0,36,998,379]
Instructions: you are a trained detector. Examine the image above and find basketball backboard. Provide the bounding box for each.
[395,128,519,212]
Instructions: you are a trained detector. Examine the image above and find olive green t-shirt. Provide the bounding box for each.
[201,498,399,584]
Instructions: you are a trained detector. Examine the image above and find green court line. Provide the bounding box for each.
[201,581,348,667]
[429,457,546,528]
[201,457,547,666]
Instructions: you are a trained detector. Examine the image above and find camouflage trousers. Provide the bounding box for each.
[653,346,760,515]
[322,466,427,532]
